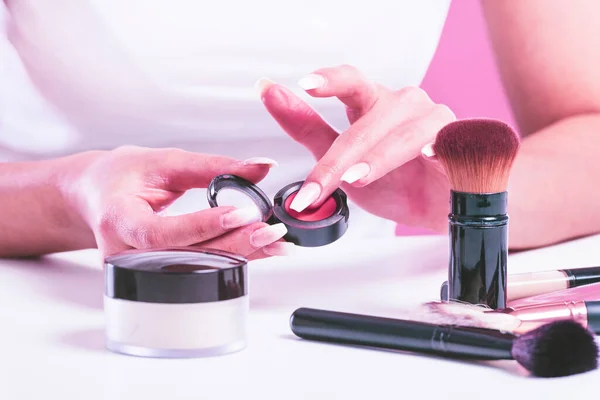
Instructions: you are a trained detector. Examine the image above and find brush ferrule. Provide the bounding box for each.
[449,215,508,227]
[450,191,507,218]
[433,325,515,359]
[510,301,588,327]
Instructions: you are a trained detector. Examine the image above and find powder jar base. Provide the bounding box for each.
[103,294,249,359]
[105,339,246,359]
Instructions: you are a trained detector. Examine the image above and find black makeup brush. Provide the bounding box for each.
[432,119,521,309]
[290,307,598,378]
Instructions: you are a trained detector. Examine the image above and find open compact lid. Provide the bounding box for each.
[207,174,350,247]
[207,174,274,222]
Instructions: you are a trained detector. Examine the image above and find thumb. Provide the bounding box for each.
[101,196,265,255]
[257,78,338,161]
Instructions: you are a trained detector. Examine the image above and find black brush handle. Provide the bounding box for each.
[448,191,508,309]
[564,267,600,288]
[290,307,515,360]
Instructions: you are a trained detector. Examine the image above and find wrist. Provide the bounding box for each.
[53,150,107,250]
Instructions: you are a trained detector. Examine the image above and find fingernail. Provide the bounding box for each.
[421,142,436,158]
[242,157,279,168]
[254,77,275,96]
[263,241,297,256]
[298,74,326,90]
[156,208,169,217]
[221,206,263,229]
[250,223,288,247]
[289,182,321,212]
[341,162,370,184]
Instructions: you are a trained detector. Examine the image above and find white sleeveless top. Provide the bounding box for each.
[0,1,450,240]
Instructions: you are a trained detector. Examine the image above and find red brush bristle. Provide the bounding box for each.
[432,119,521,193]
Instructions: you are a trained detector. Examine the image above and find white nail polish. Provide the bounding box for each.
[421,142,436,158]
[263,242,297,256]
[242,157,279,167]
[250,223,288,247]
[297,74,326,90]
[254,77,275,95]
[341,162,371,184]
[221,206,263,229]
[289,182,321,212]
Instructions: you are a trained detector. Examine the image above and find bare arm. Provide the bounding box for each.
[0,153,97,257]
[482,0,600,249]
[0,147,284,260]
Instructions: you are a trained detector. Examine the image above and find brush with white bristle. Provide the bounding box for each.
[419,301,523,332]
[423,299,600,335]
[422,301,522,331]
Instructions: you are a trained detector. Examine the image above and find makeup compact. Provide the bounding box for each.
[104,247,248,358]
[208,174,350,247]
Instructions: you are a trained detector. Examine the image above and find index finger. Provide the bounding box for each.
[298,64,380,115]
[112,197,262,250]
[151,149,276,191]
[288,98,401,213]
[290,79,440,213]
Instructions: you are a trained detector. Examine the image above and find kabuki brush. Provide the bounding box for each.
[432,119,520,309]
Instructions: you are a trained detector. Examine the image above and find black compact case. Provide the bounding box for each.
[207,174,350,247]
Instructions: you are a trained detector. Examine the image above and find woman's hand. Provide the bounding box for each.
[67,146,291,259]
[259,65,456,232]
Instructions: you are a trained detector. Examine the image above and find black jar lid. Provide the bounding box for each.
[207,174,350,247]
[104,247,247,304]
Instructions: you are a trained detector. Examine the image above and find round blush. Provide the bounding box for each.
[284,191,337,222]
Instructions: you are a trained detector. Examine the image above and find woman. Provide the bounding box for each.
[1,1,599,259]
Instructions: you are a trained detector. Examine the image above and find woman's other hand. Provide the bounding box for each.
[259,65,455,233]
[68,146,290,259]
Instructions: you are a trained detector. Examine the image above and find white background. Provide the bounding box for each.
[2,232,599,399]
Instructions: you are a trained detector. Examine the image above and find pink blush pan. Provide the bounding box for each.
[284,192,337,222]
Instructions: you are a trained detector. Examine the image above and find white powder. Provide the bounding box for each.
[216,187,263,214]
[104,295,248,352]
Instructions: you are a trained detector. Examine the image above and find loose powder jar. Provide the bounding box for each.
[103,247,248,358]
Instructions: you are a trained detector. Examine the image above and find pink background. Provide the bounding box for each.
[395,0,516,236]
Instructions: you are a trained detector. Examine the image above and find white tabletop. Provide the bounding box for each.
[2,232,600,400]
